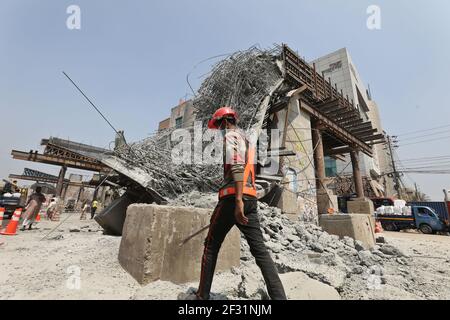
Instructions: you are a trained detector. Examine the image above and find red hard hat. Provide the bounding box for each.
[207,107,238,129]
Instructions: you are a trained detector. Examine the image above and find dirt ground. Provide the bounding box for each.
[339,230,450,300]
[1,212,449,300]
[0,212,236,300]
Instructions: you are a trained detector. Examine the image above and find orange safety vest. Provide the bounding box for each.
[219,146,257,199]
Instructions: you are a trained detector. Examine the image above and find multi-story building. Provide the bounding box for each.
[158,99,196,131]
[311,48,394,197]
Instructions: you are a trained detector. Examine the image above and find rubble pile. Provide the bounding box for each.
[113,47,284,198]
[233,202,410,298]
[165,193,416,299]
[167,191,218,209]
[192,46,283,129]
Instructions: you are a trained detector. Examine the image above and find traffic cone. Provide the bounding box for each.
[35,212,41,222]
[0,208,23,236]
[375,221,383,233]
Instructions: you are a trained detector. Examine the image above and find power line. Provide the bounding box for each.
[399,135,450,147]
[401,170,450,174]
[396,123,450,136]
[62,71,121,136]
[399,128,450,141]
[399,155,450,162]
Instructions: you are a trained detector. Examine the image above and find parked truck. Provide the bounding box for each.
[376,205,449,234]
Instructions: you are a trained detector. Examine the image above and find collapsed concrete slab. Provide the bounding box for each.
[95,192,136,235]
[318,214,376,249]
[119,204,241,285]
[95,191,154,236]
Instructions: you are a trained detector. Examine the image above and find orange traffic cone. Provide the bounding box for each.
[35,212,41,222]
[375,221,383,233]
[0,208,23,236]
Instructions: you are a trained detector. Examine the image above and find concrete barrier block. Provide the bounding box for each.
[347,199,374,215]
[119,204,241,285]
[319,214,375,249]
[317,190,338,214]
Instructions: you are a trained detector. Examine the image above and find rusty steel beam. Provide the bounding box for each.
[368,139,387,145]
[315,98,340,111]
[324,108,358,118]
[362,133,386,142]
[299,100,373,156]
[330,154,347,161]
[347,121,372,132]
[335,114,361,125]
[8,174,98,188]
[324,147,353,156]
[339,118,363,128]
[11,150,109,172]
[353,128,378,137]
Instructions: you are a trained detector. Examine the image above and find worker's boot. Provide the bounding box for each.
[20,219,29,231]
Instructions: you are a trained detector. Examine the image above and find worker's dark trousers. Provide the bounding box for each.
[90,207,97,219]
[196,198,287,300]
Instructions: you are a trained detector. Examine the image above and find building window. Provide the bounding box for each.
[325,157,337,177]
[175,117,183,129]
[286,168,298,193]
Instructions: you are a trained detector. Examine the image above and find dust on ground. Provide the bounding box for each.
[1,212,449,300]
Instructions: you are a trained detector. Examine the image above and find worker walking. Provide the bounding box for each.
[183,107,286,300]
[46,198,57,220]
[90,200,98,219]
[21,186,46,231]
[80,202,89,220]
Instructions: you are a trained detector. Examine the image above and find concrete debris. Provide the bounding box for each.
[376,236,386,244]
[279,272,341,300]
[236,262,269,300]
[234,202,416,296]
[2,211,450,300]
[167,191,217,209]
[379,244,405,257]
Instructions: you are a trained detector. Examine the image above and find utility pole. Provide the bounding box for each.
[386,135,402,199]
[414,183,421,201]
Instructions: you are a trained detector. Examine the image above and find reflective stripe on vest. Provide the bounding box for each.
[219,147,257,199]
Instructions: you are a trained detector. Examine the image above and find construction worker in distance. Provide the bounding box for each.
[185,106,287,300]
[20,186,46,231]
[90,199,98,219]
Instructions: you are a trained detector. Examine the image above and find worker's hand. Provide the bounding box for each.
[234,198,248,225]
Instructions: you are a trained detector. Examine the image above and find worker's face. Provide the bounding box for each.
[219,119,227,135]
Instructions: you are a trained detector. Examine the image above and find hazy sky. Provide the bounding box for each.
[1,0,450,200]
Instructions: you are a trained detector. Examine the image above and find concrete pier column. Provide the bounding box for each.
[311,121,338,214]
[350,149,364,198]
[311,121,326,192]
[55,165,67,197]
[61,184,69,201]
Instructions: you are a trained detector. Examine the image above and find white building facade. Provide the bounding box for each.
[311,48,383,178]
